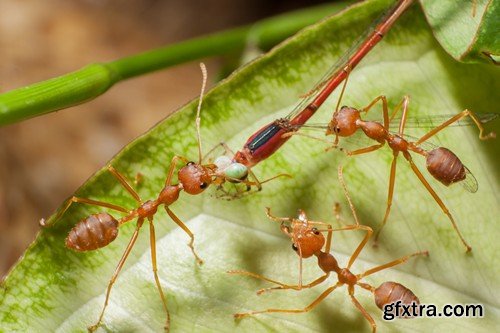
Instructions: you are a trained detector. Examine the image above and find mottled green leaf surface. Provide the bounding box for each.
[1,0,499,332]
[420,0,500,63]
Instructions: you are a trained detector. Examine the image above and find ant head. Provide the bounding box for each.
[178,162,213,195]
[291,226,325,258]
[327,106,360,137]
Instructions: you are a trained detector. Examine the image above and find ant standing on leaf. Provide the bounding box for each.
[40,63,289,332]
[229,166,427,333]
[284,65,496,252]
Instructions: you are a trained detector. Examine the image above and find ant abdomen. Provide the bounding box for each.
[66,213,119,252]
[374,281,420,317]
[426,147,466,186]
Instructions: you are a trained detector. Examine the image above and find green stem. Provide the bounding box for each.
[0,3,347,126]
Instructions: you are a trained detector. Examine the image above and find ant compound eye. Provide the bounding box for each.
[341,105,348,110]
[292,243,298,252]
[312,227,320,235]
[187,161,195,166]
[200,182,208,189]
[335,126,341,133]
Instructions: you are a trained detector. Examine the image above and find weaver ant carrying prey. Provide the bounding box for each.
[40,63,288,332]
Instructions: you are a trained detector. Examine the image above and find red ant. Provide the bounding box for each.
[40,63,288,332]
[229,166,427,332]
[284,67,496,252]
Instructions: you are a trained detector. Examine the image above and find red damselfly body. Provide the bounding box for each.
[233,0,416,168]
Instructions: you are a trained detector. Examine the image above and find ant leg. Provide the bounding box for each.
[296,246,305,289]
[324,221,334,253]
[396,96,411,135]
[245,165,291,192]
[164,207,203,264]
[42,166,143,228]
[374,151,399,245]
[388,96,408,123]
[346,225,373,270]
[265,207,293,224]
[220,141,291,192]
[247,169,263,191]
[338,165,360,227]
[415,109,496,145]
[147,217,170,332]
[339,163,374,266]
[382,96,409,244]
[214,185,245,201]
[233,282,341,319]
[281,131,335,149]
[357,282,375,293]
[107,166,142,203]
[259,274,330,295]
[258,172,293,185]
[348,290,377,333]
[402,151,472,252]
[361,95,389,128]
[228,270,292,288]
[88,218,145,332]
[341,143,383,156]
[213,172,291,200]
[227,270,329,295]
[165,155,189,186]
[357,250,428,280]
[40,196,129,227]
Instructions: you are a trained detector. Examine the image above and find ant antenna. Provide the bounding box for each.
[337,165,360,226]
[196,63,208,164]
[335,64,351,114]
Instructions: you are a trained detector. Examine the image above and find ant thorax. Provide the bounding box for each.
[360,120,387,142]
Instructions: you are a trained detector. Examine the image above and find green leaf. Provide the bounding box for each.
[420,0,500,64]
[1,0,499,332]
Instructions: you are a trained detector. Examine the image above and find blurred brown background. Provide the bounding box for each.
[0,0,333,278]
